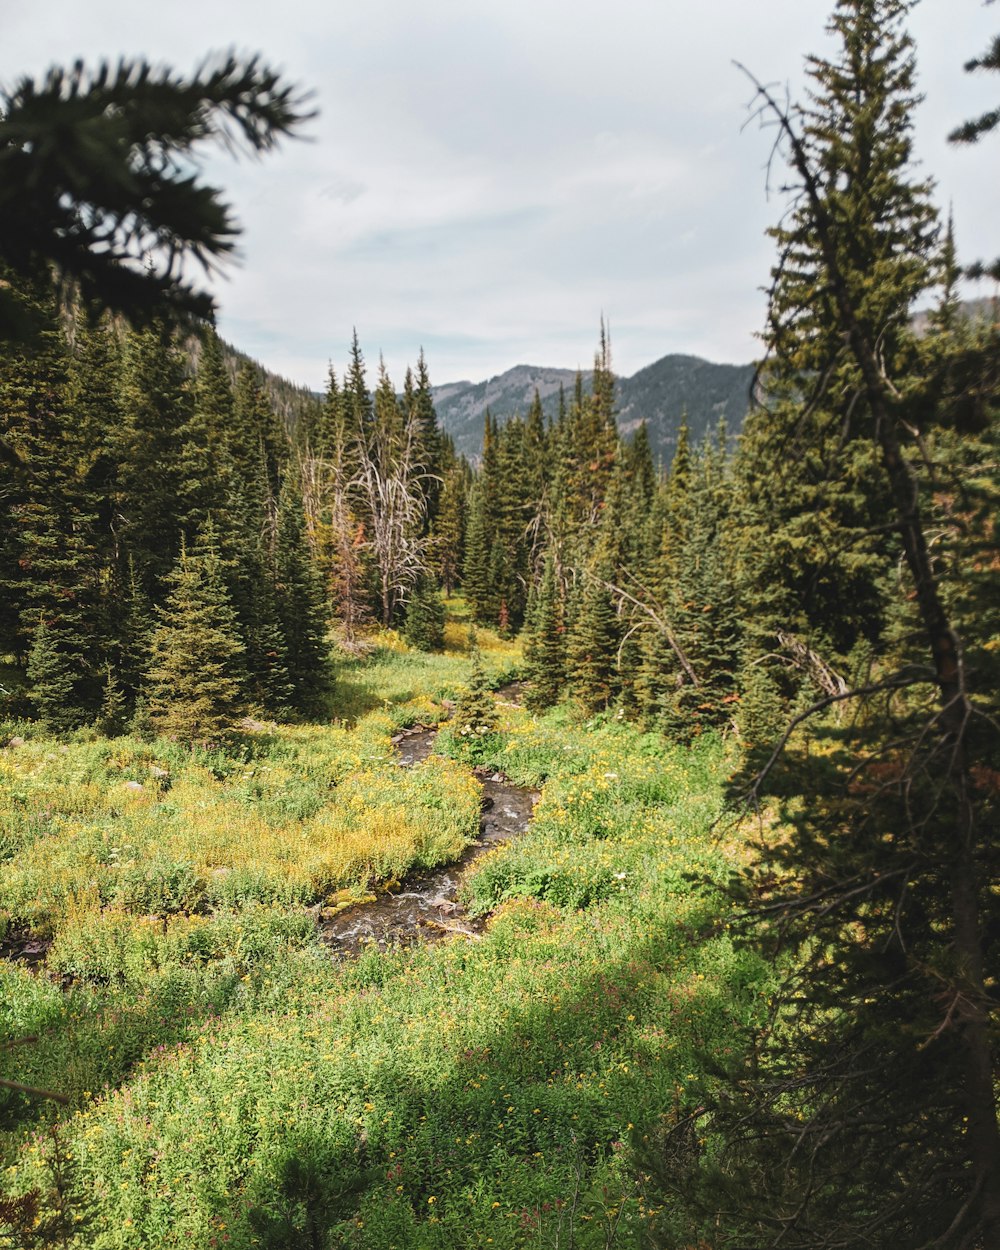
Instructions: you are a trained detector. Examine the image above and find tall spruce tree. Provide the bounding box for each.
[695,5,1000,1244]
[177,328,238,541]
[634,423,693,730]
[0,278,105,722]
[273,475,329,710]
[412,349,443,531]
[344,330,374,469]
[145,521,248,743]
[565,327,617,543]
[232,360,287,504]
[657,435,740,740]
[565,567,620,716]
[433,442,467,596]
[490,416,533,632]
[111,554,154,709]
[463,430,497,624]
[403,575,445,652]
[26,616,79,734]
[117,321,192,594]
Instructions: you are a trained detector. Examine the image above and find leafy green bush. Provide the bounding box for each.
[112,859,206,915]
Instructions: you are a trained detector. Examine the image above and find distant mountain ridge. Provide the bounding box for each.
[263,300,994,463]
[431,353,756,465]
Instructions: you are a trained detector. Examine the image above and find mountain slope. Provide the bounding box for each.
[431,365,578,460]
[431,354,755,464]
[614,354,755,465]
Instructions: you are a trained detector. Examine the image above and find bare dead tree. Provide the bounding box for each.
[353,371,432,628]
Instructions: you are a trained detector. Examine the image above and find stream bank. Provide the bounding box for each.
[320,724,537,955]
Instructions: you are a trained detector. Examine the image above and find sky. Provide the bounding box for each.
[2,1,996,389]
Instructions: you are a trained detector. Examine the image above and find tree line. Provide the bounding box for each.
[0,288,332,739]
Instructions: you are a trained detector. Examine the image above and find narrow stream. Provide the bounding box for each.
[320,725,537,955]
[2,695,536,970]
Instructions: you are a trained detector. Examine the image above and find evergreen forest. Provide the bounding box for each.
[1,2,998,1247]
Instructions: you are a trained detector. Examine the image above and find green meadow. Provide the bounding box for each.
[1,626,769,1249]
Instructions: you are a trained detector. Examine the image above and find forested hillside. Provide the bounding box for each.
[1,1,999,1247]
[214,337,322,435]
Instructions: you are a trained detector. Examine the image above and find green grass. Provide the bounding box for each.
[0,634,770,1249]
[327,598,520,727]
[0,661,485,944]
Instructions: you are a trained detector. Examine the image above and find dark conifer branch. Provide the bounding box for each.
[0,53,313,334]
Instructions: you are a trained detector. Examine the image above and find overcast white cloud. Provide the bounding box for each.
[2,0,996,388]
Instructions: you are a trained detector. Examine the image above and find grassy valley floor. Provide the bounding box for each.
[0,622,770,1249]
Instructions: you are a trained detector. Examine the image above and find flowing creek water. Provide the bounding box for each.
[319,724,538,956]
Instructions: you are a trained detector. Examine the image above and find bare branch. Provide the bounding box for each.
[0,1076,70,1105]
[586,567,700,687]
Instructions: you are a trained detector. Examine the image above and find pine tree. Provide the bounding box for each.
[523,390,548,504]
[96,664,128,737]
[462,478,495,624]
[565,570,619,716]
[273,476,329,710]
[522,390,550,575]
[634,428,693,729]
[452,643,499,738]
[412,349,443,530]
[701,5,1000,1243]
[241,560,294,717]
[65,312,130,680]
[626,421,656,507]
[175,328,238,542]
[344,330,374,468]
[433,445,467,596]
[657,432,740,738]
[490,417,533,631]
[117,321,192,593]
[523,555,565,711]
[565,326,617,541]
[462,413,501,621]
[0,277,104,720]
[145,523,247,743]
[26,617,79,734]
[112,554,155,706]
[66,310,122,532]
[232,360,287,503]
[403,575,445,652]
